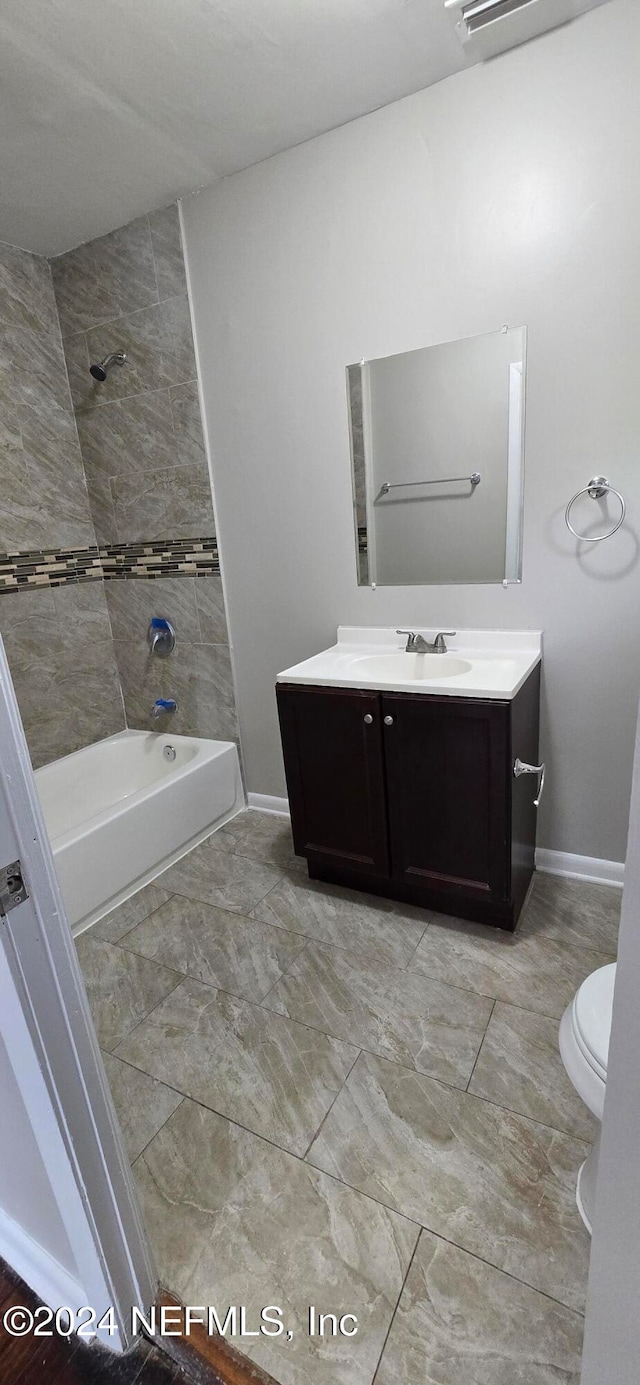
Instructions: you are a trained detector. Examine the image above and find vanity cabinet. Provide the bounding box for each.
[276,667,540,930]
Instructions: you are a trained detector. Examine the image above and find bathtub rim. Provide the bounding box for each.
[36,728,236,850]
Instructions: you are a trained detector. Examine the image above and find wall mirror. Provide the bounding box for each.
[347,325,526,586]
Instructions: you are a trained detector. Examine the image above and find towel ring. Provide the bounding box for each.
[565,475,626,542]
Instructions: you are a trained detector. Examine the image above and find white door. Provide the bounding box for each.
[0,636,155,1351]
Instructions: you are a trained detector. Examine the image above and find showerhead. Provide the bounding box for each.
[89,350,127,381]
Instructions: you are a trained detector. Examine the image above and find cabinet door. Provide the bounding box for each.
[277,685,389,877]
[382,693,509,903]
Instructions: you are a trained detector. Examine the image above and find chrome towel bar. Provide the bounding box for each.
[379,471,481,497]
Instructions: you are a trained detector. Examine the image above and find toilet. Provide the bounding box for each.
[559,962,616,1234]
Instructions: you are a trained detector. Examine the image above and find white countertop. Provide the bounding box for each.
[277,627,542,700]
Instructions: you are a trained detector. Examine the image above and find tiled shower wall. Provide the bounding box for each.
[0,240,125,766]
[51,205,237,743]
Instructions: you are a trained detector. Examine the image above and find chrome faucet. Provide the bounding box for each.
[150,698,177,719]
[396,630,456,654]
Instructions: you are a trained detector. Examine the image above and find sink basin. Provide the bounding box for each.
[353,653,471,681]
[277,627,542,700]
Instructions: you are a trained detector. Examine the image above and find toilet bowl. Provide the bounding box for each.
[559,961,616,1233]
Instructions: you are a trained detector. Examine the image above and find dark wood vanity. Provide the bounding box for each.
[277,666,540,931]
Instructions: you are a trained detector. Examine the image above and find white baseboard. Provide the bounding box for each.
[535,848,624,888]
[0,1207,85,1313]
[247,793,290,817]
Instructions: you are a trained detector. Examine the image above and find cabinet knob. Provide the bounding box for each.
[384,715,394,726]
[363,713,373,724]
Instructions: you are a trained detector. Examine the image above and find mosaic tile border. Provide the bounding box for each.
[0,538,219,594]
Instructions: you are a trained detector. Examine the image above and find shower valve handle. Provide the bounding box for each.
[148,618,176,658]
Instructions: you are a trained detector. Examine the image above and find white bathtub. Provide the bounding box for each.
[35,730,244,935]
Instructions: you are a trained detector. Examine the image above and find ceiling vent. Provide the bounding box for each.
[444,0,610,60]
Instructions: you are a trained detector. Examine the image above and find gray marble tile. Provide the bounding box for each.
[264,943,493,1089]
[110,468,169,543]
[0,589,59,669]
[163,463,215,536]
[12,646,125,770]
[211,809,299,871]
[93,881,174,944]
[0,243,59,335]
[2,323,73,417]
[163,642,238,740]
[149,205,187,301]
[409,913,614,1019]
[134,1097,418,1385]
[376,1229,583,1385]
[53,581,117,673]
[84,466,119,544]
[468,1002,598,1142]
[194,574,228,644]
[169,381,207,470]
[0,398,95,552]
[75,934,182,1052]
[51,215,158,336]
[116,975,357,1155]
[112,639,159,728]
[519,872,621,955]
[19,401,95,549]
[307,1051,591,1313]
[0,367,22,452]
[121,894,306,1003]
[60,330,93,411]
[81,296,196,405]
[105,575,200,644]
[159,835,282,913]
[76,389,179,478]
[252,872,429,970]
[101,1052,183,1163]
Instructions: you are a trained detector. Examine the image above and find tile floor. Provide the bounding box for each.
[76,810,620,1385]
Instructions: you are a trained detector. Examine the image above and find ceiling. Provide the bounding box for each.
[0,0,472,257]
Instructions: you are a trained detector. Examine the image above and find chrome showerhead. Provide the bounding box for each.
[89,350,127,381]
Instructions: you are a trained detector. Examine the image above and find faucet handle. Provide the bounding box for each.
[435,632,456,639]
[433,631,456,652]
[396,630,414,637]
[396,629,416,650]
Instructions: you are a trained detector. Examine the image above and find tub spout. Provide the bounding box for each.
[151,698,177,719]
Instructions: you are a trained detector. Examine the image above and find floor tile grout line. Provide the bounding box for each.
[370,1228,422,1385]
[119,1066,588,1322]
[130,1096,188,1168]
[400,912,434,970]
[302,1135,589,1318]
[257,938,311,1010]
[256,1000,488,1093]
[403,944,615,1015]
[101,937,495,1094]
[103,973,186,1057]
[301,1045,362,1162]
[92,892,178,946]
[102,1046,190,1105]
[465,998,496,1093]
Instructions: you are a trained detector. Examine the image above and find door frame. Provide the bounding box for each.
[0,638,156,1349]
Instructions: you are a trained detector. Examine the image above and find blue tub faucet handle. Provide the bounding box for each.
[150,698,177,719]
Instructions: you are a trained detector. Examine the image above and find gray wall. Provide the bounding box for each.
[0,240,125,766]
[51,206,237,743]
[182,0,640,860]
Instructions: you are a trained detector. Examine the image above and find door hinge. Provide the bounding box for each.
[0,860,29,917]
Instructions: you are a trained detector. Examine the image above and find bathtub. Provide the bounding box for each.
[35,730,244,935]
